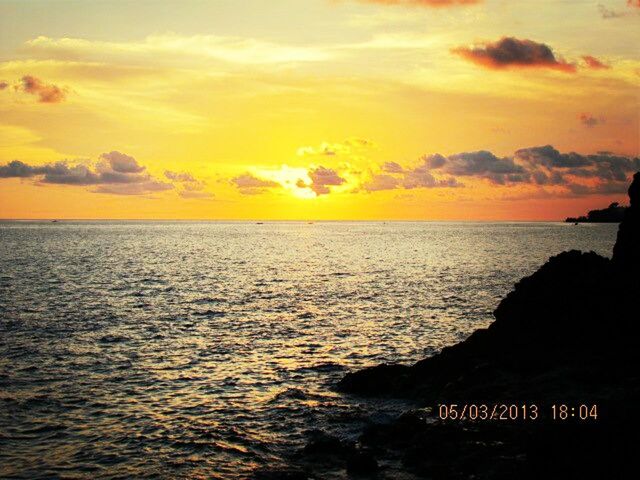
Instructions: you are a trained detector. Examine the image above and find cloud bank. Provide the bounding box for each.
[0,152,200,195]
[365,146,639,196]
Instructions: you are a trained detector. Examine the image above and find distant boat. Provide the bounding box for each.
[256,222,264,225]
[51,220,59,223]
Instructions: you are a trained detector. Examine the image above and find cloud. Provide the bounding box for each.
[0,152,174,195]
[0,81,8,90]
[381,161,404,173]
[101,151,145,173]
[93,181,173,195]
[582,55,610,70]
[232,172,280,195]
[23,34,331,66]
[179,190,214,199]
[598,4,625,18]
[363,159,462,192]
[297,138,375,157]
[165,171,196,182]
[435,150,527,185]
[165,170,213,199]
[513,146,639,188]
[364,146,639,196]
[452,37,576,73]
[356,0,481,6]
[579,113,605,128]
[598,2,640,17]
[304,166,346,195]
[18,75,67,103]
[364,174,400,191]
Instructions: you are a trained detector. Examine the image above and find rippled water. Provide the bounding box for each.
[0,221,617,478]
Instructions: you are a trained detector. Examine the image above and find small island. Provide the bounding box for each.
[566,202,627,223]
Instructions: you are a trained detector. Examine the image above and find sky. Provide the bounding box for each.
[0,0,639,220]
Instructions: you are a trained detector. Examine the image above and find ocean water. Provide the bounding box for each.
[0,221,618,478]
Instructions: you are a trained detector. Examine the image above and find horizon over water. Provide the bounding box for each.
[0,221,618,478]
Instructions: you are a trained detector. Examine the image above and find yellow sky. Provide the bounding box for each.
[0,0,639,220]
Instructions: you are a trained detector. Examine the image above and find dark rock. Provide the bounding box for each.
[301,431,355,457]
[566,201,627,223]
[337,363,411,397]
[613,171,640,278]
[346,451,378,476]
[252,468,313,480]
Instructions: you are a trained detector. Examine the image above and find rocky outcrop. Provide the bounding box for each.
[566,202,627,223]
[339,172,640,401]
[613,172,640,278]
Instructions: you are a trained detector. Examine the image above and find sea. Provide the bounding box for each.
[0,221,618,478]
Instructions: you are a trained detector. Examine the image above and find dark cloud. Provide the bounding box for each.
[0,153,174,195]
[232,173,279,195]
[357,0,481,6]
[513,146,640,189]
[101,151,145,173]
[19,75,67,103]
[579,113,604,128]
[582,55,610,70]
[423,153,447,169]
[306,166,346,195]
[367,146,638,196]
[514,145,593,168]
[452,37,576,73]
[426,150,528,185]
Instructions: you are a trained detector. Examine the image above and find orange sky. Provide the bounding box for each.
[0,0,639,220]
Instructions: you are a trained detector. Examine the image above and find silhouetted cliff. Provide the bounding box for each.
[566,202,627,223]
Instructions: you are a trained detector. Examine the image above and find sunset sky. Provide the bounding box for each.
[0,0,638,220]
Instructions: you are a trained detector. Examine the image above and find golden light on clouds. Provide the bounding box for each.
[0,0,638,220]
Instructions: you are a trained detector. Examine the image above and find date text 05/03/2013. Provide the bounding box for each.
[437,404,598,421]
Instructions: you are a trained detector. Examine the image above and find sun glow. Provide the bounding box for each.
[255,165,317,199]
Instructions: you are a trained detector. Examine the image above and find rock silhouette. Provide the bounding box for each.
[565,201,627,223]
[339,172,640,401]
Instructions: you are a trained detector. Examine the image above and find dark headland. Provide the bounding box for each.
[566,202,627,223]
[254,172,640,479]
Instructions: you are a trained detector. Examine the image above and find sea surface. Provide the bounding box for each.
[0,221,618,478]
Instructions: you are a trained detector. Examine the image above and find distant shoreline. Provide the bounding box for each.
[566,202,627,223]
